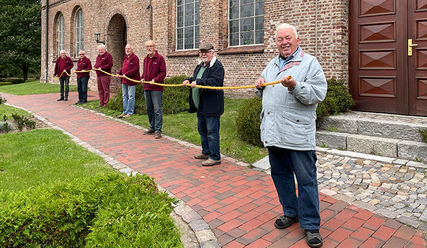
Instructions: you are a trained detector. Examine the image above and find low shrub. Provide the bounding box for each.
[0,96,6,104]
[107,75,189,115]
[235,78,354,146]
[235,97,263,147]
[316,78,354,119]
[0,173,181,247]
[0,78,26,84]
[0,82,13,86]
[11,114,36,131]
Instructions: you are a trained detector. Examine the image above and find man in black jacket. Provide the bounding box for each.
[183,43,225,166]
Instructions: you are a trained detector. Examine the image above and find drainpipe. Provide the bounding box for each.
[44,0,49,83]
[147,0,153,39]
[314,0,318,57]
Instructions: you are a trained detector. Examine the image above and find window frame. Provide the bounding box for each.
[228,0,264,47]
[57,13,65,56]
[75,8,84,57]
[175,0,200,51]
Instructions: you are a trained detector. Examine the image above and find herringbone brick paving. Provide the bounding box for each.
[2,91,426,248]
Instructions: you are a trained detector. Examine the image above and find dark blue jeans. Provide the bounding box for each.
[268,147,320,230]
[197,116,220,160]
[77,77,89,102]
[144,90,163,132]
[59,76,69,99]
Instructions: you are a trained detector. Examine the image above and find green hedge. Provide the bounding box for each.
[0,173,182,248]
[235,78,354,147]
[0,78,26,84]
[0,82,13,86]
[107,75,189,115]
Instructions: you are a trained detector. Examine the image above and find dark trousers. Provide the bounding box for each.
[59,76,70,99]
[77,77,89,103]
[268,147,320,230]
[97,75,110,106]
[197,115,221,160]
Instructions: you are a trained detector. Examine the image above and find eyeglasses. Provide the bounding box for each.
[79,54,85,56]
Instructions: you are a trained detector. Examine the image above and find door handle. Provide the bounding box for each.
[408,39,418,56]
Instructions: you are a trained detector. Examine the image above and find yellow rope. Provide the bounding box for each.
[55,68,285,90]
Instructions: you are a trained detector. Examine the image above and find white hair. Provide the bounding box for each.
[275,23,299,39]
[125,44,133,49]
[60,50,66,54]
[97,44,106,50]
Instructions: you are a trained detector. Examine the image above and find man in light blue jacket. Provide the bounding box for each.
[255,23,327,248]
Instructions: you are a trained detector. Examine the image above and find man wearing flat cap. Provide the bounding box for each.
[183,43,225,166]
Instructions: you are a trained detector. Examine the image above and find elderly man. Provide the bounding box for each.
[141,40,166,139]
[117,44,140,118]
[254,23,327,248]
[75,50,92,104]
[93,44,113,107]
[183,43,224,166]
[53,50,73,101]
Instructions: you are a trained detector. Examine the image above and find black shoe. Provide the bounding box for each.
[274,215,298,229]
[57,98,64,101]
[64,98,68,101]
[75,101,82,105]
[305,230,323,248]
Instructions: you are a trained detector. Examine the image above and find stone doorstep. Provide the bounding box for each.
[318,115,427,143]
[316,131,427,162]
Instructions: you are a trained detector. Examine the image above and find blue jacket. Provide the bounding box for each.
[255,48,327,150]
[186,57,225,116]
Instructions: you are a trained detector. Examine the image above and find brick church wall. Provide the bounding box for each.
[41,0,349,97]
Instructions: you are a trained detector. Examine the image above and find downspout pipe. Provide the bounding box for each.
[44,0,49,83]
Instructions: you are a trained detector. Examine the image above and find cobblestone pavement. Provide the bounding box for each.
[2,91,426,248]
[315,154,427,232]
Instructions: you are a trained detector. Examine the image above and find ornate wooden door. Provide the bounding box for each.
[350,0,427,116]
[408,0,427,115]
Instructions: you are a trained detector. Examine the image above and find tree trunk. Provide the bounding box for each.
[22,64,28,81]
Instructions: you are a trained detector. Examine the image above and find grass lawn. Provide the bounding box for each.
[82,98,268,164]
[0,80,77,95]
[0,129,113,192]
[0,103,31,119]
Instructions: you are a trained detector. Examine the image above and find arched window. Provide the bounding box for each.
[75,9,84,55]
[57,13,64,55]
[229,0,264,46]
[176,0,199,50]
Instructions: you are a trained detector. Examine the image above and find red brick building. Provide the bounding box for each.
[41,0,427,115]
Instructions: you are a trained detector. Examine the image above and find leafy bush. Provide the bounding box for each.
[235,97,263,147]
[0,173,182,247]
[235,78,354,146]
[316,78,354,119]
[0,82,13,86]
[11,113,35,131]
[107,75,189,115]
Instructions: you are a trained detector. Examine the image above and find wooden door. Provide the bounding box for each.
[408,0,427,115]
[350,0,427,115]
[350,0,408,114]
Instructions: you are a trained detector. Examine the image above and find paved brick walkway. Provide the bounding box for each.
[2,91,426,248]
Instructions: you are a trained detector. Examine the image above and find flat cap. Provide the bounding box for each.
[199,43,214,51]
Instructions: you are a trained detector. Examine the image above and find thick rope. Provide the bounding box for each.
[55,68,287,90]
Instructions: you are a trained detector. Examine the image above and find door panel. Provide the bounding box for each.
[350,0,408,114]
[408,0,427,115]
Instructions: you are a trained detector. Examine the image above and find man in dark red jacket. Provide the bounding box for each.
[117,44,140,118]
[93,44,113,107]
[141,40,166,139]
[75,50,92,104]
[53,50,73,101]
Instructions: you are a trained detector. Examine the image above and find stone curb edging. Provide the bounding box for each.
[6,103,220,248]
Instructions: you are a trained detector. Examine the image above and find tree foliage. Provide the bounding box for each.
[0,0,41,80]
